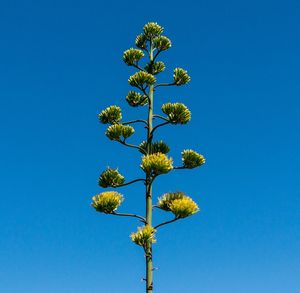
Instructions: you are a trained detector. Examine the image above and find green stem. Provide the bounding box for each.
[145,40,154,293]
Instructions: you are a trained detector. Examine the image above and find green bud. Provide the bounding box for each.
[173,68,191,85]
[123,48,144,66]
[98,168,125,188]
[144,61,166,75]
[128,71,156,88]
[98,105,122,124]
[135,34,147,49]
[181,149,205,169]
[143,22,164,39]
[105,124,135,141]
[161,103,191,124]
[139,140,170,155]
[126,91,148,107]
[153,36,172,51]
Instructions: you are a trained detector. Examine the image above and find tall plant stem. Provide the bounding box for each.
[145,41,154,293]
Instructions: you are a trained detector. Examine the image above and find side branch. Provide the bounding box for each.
[154,82,176,89]
[150,121,170,136]
[111,211,146,223]
[154,217,180,229]
[153,114,169,122]
[118,140,143,151]
[114,178,146,188]
[122,119,148,126]
[132,63,146,72]
[173,166,188,170]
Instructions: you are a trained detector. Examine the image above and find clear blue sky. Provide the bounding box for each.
[1,0,300,292]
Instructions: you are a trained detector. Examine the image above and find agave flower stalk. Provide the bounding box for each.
[91,22,206,293]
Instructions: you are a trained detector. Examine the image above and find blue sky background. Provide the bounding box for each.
[1,0,300,292]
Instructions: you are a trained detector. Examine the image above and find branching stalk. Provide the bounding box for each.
[113,178,146,188]
[154,217,180,229]
[111,211,146,223]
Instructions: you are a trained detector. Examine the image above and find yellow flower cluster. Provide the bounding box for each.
[141,152,173,175]
[91,191,123,214]
[157,192,199,218]
[169,197,199,218]
[130,225,156,247]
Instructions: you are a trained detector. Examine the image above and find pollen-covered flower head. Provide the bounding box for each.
[157,192,199,218]
[91,191,123,214]
[157,191,186,211]
[169,197,199,218]
[130,225,156,247]
[141,152,173,175]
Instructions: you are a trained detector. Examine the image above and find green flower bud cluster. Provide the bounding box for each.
[98,106,122,124]
[135,34,147,49]
[144,61,166,75]
[92,191,123,213]
[153,36,171,51]
[105,124,135,141]
[143,22,164,39]
[182,149,205,169]
[98,168,125,188]
[123,48,144,66]
[139,140,170,155]
[173,68,191,85]
[157,192,199,218]
[130,225,156,247]
[161,102,191,124]
[128,71,156,88]
[141,152,173,175]
[125,91,148,107]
